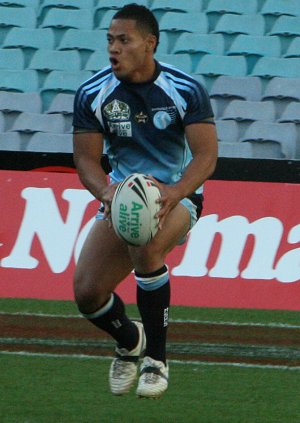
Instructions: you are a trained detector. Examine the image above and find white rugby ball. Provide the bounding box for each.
[111,173,161,246]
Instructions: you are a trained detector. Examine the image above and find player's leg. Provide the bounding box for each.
[74,219,146,395]
[130,201,194,398]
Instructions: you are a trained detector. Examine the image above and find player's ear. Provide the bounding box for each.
[146,34,157,53]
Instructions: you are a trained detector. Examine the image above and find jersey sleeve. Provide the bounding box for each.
[72,85,103,132]
[183,81,214,126]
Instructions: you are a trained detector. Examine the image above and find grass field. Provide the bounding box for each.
[1,298,300,423]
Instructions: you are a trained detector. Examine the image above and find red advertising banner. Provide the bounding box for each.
[0,170,299,310]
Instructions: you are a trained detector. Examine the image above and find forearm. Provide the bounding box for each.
[75,155,108,201]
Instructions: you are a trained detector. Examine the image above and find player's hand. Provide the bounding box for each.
[148,176,182,230]
[101,183,118,223]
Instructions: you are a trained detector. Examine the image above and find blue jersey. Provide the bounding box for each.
[73,61,214,192]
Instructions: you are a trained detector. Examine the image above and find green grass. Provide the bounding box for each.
[1,354,299,423]
[1,298,300,326]
[1,298,300,422]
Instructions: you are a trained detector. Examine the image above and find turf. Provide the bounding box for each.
[0,354,299,423]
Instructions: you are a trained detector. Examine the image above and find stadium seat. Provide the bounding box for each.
[97,10,116,30]
[2,27,56,50]
[0,90,42,113]
[210,76,263,116]
[251,57,300,79]
[151,0,203,20]
[46,93,74,115]
[0,48,24,69]
[39,0,94,19]
[26,132,73,153]
[0,131,24,151]
[156,53,193,74]
[196,55,247,76]
[240,121,298,159]
[9,112,66,135]
[95,0,148,12]
[0,111,5,131]
[220,99,276,135]
[215,119,240,143]
[262,77,300,117]
[159,12,208,34]
[41,8,94,30]
[0,0,39,8]
[29,49,82,72]
[212,13,265,49]
[210,76,263,101]
[0,69,39,92]
[283,37,300,58]
[261,0,300,17]
[85,50,110,72]
[156,31,169,54]
[0,6,37,28]
[218,142,253,158]
[58,29,107,53]
[278,102,300,124]
[172,33,225,56]
[205,0,259,30]
[269,15,300,36]
[40,70,93,110]
[0,90,42,129]
[227,35,281,72]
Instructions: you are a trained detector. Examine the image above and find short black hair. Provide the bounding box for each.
[113,3,159,52]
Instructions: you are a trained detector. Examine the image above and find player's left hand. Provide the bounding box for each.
[147,176,182,230]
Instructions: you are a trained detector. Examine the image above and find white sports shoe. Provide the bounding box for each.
[136,356,169,399]
[109,321,146,395]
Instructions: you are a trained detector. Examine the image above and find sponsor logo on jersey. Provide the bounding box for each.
[104,99,130,121]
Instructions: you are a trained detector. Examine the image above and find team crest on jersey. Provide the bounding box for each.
[135,111,148,124]
[104,99,131,121]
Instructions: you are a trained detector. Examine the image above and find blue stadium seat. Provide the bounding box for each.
[218,142,253,158]
[26,132,73,153]
[156,31,169,54]
[227,34,281,72]
[240,121,298,159]
[159,12,208,33]
[41,8,94,30]
[0,131,24,151]
[39,0,94,19]
[210,75,263,116]
[0,47,24,69]
[172,33,224,55]
[97,10,116,30]
[45,93,74,115]
[40,70,92,110]
[261,0,300,32]
[29,49,82,72]
[277,102,300,124]
[215,119,240,143]
[284,37,300,58]
[151,0,203,20]
[156,53,193,74]
[205,0,259,30]
[0,0,39,9]
[0,111,5,131]
[262,77,300,117]
[85,50,110,72]
[0,69,39,92]
[220,99,276,135]
[0,6,37,28]
[0,90,42,113]
[268,15,300,52]
[212,13,265,49]
[2,27,56,50]
[9,111,66,134]
[251,57,300,79]
[58,29,107,52]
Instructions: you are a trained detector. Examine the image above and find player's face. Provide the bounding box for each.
[107,18,156,83]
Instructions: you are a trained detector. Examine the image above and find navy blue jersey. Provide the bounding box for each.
[73,61,214,192]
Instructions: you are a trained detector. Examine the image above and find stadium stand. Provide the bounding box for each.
[0,1,299,159]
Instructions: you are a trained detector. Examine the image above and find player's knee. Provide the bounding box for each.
[134,264,169,291]
[73,272,108,314]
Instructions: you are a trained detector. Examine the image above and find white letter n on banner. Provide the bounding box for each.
[2,187,94,273]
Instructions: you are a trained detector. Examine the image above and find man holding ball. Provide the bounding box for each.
[73,3,217,398]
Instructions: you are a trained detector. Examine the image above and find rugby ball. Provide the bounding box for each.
[111,173,161,246]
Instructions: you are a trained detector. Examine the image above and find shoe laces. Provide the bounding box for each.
[111,359,134,378]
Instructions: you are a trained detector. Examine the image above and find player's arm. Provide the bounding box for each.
[176,121,218,197]
[155,121,217,226]
[73,132,114,215]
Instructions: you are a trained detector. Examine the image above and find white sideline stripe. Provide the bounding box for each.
[0,311,300,329]
[1,350,300,371]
